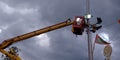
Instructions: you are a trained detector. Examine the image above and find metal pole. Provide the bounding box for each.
[86,0,93,59]
[86,0,90,14]
[86,19,93,60]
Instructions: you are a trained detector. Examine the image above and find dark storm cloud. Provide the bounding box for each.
[40,0,86,23]
[47,28,88,60]
[0,0,120,60]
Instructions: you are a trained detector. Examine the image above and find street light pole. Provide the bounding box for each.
[85,0,93,59]
[86,19,93,60]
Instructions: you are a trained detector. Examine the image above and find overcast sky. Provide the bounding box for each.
[0,0,120,60]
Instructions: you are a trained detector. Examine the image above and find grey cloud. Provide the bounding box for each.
[110,0,120,7]
[0,0,120,60]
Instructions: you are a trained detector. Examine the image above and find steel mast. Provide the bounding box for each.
[85,0,93,60]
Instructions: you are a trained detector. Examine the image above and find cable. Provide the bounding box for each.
[102,22,118,28]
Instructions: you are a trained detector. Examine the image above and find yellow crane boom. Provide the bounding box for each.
[0,49,21,60]
[0,19,73,60]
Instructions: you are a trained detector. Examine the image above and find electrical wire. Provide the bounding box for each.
[102,22,118,28]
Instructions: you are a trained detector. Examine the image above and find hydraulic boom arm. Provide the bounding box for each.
[0,19,73,49]
[0,19,73,60]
